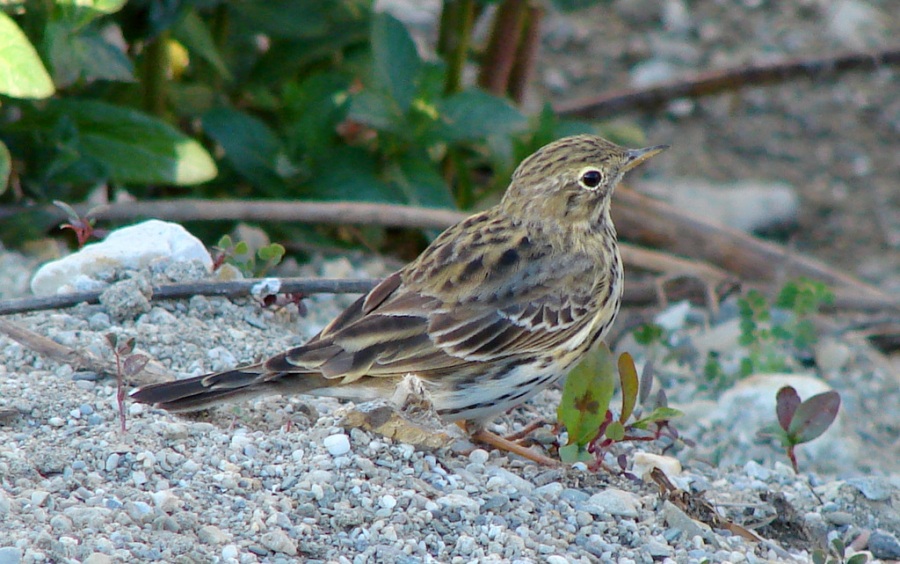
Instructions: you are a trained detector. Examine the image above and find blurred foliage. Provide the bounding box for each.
[0,0,627,250]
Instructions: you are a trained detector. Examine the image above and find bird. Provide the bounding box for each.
[131,135,667,464]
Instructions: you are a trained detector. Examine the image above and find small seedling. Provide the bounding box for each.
[107,334,150,433]
[213,234,285,277]
[811,536,869,564]
[762,385,841,473]
[54,200,105,247]
[738,278,834,377]
[557,345,683,468]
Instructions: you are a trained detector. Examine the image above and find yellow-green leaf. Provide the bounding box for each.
[618,352,639,424]
[557,344,616,447]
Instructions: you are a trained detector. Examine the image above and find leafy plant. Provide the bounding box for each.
[213,234,285,278]
[1,0,617,254]
[811,536,869,564]
[557,345,682,466]
[737,278,834,377]
[107,333,149,433]
[762,385,841,473]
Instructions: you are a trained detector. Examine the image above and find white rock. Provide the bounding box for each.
[583,488,641,518]
[827,0,886,49]
[631,452,682,482]
[323,433,351,456]
[30,220,212,296]
[640,178,799,233]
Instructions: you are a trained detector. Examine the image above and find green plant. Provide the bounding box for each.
[811,536,869,564]
[1,1,621,253]
[557,345,682,466]
[762,385,840,473]
[213,234,285,277]
[737,278,834,377]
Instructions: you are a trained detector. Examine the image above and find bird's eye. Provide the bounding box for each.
[579,169,604,189]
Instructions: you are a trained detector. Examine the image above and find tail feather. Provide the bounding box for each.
[131,365,327,413]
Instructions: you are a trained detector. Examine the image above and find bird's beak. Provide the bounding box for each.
[622,144,669,172]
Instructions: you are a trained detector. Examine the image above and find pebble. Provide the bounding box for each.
[869,530,900,560]
[581,489,641,518]
[0,548,21,564]
[323,433,351,456]
[260,530,297,556]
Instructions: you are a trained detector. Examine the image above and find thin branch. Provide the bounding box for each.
[0,318,172,385]
[0,200,468,230]
[555,47,900,118]
[0,278,377,316]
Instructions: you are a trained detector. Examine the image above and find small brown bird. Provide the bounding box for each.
[132,135,666,463]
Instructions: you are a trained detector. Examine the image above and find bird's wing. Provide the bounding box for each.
[264,214,608,383]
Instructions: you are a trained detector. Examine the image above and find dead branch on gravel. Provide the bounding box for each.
[554,47,900,118]
[0,318,172,386]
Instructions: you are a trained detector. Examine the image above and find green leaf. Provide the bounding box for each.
[846,553,870,564]
[202,107,286,193]
[437,90,528,141]
[389,152,457,209]
[370,11,421,112]
[230,0,330,39]
[787,391,840,444]
[617,352,639,424]
[558,443,593,464]
[557,344,616,446]
[630,407,683,430]
[348,90,404,133]
[45,22,134,87]
[0,12,55,99]
[437,90,527,141]
[46,99,216,185]
[172,9,232,80]
[605,421,625,441]
[304,146,399,203]
[0,140,10,196]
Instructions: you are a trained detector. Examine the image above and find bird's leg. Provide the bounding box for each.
[502,418,550,442]
[457,421,558,466]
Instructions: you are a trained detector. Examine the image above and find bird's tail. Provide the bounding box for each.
[130,364,328,412]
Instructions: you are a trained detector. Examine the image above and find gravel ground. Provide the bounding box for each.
[1,249,898,563]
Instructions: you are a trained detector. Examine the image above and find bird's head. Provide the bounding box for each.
[502,135,667,227]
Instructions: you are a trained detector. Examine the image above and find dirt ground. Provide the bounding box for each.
[538,0,899,292]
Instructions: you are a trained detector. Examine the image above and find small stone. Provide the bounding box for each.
[260,530,297,556]
[534,482,565,499]
[198,525,230,545]
[845,477,893,501]
[662,500,712,540]
[30,491,50,506]
[582,489,641,518]
[323,433,351,456]
[468,449,490,465]
[379,495,397,510]
[105,453,120,472]
[869,530,900,560]
[546,555,569,564]
[822,511,853,526]
[221,545,239,560]
[0,548,21,564]
[48,416,65,427]
[150,490,180,512]
[82,554,112,564]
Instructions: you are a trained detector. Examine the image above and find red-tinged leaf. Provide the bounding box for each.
[617,352,638,424]
[105,333,119,349]
[123,354,150,377]
[638,360,655,404]
[787,391,841,444]
[776,386,801,432]
[117,337,136,356]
